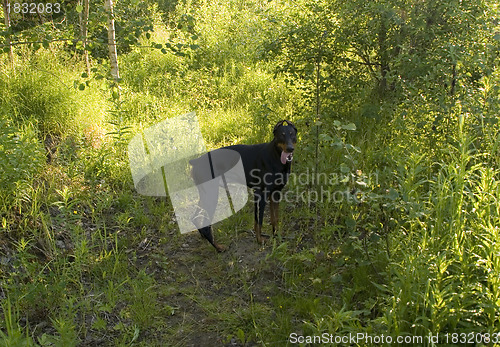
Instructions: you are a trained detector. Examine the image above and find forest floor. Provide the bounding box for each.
[89,201,301,346]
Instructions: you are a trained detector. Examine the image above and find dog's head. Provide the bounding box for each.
[273,120,297,164]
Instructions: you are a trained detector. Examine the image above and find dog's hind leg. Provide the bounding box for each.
[191,155,226,252]
[197,226,225,252]
[253,190,268,244]
[192,183,226,252]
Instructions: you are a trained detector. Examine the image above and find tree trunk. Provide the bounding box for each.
[2,0,14,64]
[79,0,90,75]
[377,14,389,99]
[104,0,119,82]
[450,63,456,96]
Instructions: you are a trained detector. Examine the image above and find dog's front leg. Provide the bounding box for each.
[270,195,279,235]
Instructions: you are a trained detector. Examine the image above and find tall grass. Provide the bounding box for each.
[0,49,108,139]
[0,117,44,211]
[254,97,500,344]
[379,114,500,336]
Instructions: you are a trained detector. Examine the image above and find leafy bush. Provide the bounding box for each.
[0,115,44,208]
[0,50,107,139]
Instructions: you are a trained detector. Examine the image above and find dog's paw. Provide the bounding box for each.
[256,234,270,245]
[215,244,227,253]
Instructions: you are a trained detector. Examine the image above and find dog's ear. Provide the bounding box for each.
[273,120,284,135]
[274,120,297,134]
[285,120,297,133]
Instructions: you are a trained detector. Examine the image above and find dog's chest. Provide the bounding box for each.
[247,160,290,190]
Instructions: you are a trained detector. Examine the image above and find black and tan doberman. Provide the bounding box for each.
[189,120,297,252]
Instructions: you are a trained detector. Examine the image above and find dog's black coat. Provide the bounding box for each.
[190,120,297,251]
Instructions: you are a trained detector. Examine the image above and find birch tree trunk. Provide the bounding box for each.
[104,0,119,82]
[2,0,14,64]
[79,0,90,75]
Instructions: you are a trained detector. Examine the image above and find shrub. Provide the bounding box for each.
[0,50,107,139]
[0,115,45,209]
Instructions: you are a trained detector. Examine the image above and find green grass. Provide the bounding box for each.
[1,50,108,139]
[1,0,500,345]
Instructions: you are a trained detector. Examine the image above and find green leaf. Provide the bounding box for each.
[236,329,245,343]
[331,274,343,283]
[341,123,356,131]
[369,232,381,242]
[340,163,350,173]
[146,32,151,40]
[331,141,343,149]
[76,4,83,13]
[319,133,332,141]
[372,281,389,293]
[345,217,356,229]
[81,72,88,78]
[387,188,399,201]
[42,40,50,49]
[345,143,361,153]
[78,83,85,91]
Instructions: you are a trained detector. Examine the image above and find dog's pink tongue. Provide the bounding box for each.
[281,151,288,165]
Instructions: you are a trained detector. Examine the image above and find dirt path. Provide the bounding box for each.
[134,223,282,346]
